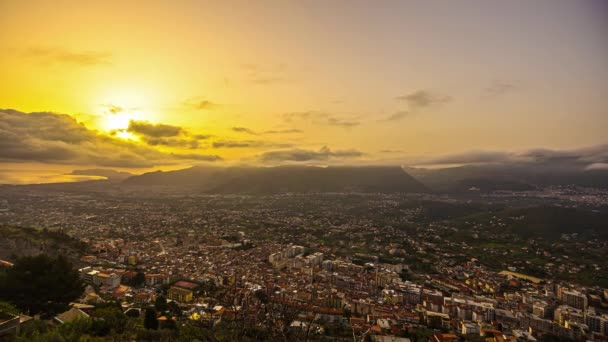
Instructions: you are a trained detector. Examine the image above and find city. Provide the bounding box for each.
[0,0,607,341]
[1,184,607,340]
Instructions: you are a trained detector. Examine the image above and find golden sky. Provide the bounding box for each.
[0,1,607,182]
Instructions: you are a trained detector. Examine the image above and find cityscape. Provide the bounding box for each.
[1,1,607,341]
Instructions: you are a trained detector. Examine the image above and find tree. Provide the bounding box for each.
[127,271,145,287]
[0,254,84,315]
[342,306,352,320]
[144,308,159,330]
[167,300,182,317]
[91,305,127,336]
[0,301,19,315]
[155,295,169,313]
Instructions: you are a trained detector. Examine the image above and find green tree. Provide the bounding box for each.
[91,305,127,336]
[128,271,145,287]
[155,295,169,313]
[144,308,159,330]
[168,300,182,317]
[0,254,84,315]
[0,300,19,315]
[342,306,352,319]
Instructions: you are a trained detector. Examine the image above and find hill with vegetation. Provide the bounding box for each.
[0,226,86,263]
[122,165,430,194]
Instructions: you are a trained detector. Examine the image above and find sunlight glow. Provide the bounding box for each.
[114,130,137,140]
[101,107,145,132]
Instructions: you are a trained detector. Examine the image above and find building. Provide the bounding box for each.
[167,286,193,303]
[93,272,121,288]
[430,333,459,342]
[561,290,587,311]
[127,255,138,265]
[54,307,90,324]
[585,314,608,336]
[460,321,481,335]
[145,273,170,287]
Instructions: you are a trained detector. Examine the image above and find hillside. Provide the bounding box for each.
[407,164,608,192]
[68,169,134,181]
[122,165,430,194]
[0,226,86,263]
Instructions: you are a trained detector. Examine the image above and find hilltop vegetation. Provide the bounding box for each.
[0,226,86,262]
[122,165,430,194]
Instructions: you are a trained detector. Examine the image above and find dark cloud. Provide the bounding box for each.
[193,134,213,140]
[260,146,364,162]
[282,111,359,128]
[193,100,216,110]
[232,127,303,135]
[24,47,111,66]
[126,121,212,149]
[282,111,314,123]
[0,109,221,167]
[183,97,217,110]
[326,117,359,127]
[396,90,451,108]
[213,140,256,148]
[169,153,222,161]
[232,127,258,135]
[414,144,608,169]
[379,111,409,122]
[142,137,201,149]
[420,151,514,166]
[212,140,292,149]
[127,121,183,138]
[107,105,123,114]
[264,129,303,134]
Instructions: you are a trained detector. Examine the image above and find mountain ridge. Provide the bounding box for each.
[121,165,430,194]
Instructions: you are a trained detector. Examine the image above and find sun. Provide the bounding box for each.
[95,85,157,135]
[100,105,145,140]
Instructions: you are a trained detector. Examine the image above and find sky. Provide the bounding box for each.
[0,0,607,183]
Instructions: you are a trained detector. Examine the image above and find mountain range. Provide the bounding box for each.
[122,165,430,194]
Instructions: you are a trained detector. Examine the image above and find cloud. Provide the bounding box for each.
[107,105,124,114]
[24,47,111,66]
[396,90,452,109]
[232,126,303,136]
[125,120,212,149]
[412,144,608,170]
[326,117,360,127]
[232,127,258,135]
[260,146,364,162]
[212,140,292,149]
[483,79,520,97]
[127,120,183,137]
[0,109,221,168]
[139,137,202,149]
[282,111,360,128]
[420,151,515,166]
[169,153,222,161]
[379,111,409,122]
[586,163,608,171]
[183,97,217,110]
[264,129,303,134]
